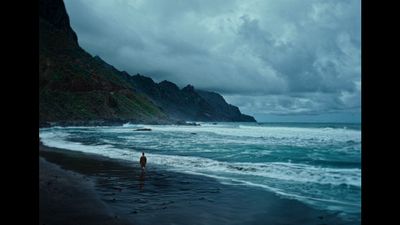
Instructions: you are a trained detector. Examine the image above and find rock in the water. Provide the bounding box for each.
[135,128,152,131]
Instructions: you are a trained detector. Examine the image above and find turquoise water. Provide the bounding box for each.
[39,122,361,222]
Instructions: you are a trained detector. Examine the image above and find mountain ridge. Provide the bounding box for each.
[39,0,256,126]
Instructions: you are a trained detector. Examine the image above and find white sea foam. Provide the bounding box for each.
[40,129,132,159]
[187,171,360,206]
[149,155,361,187]
[141,123,361,143]
[105,124,361,153]
[39,128,360,187]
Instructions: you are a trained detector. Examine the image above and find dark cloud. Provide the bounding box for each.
[64,0,360,122]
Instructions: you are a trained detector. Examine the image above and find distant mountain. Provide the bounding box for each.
[39,0,256,125]
[197,90,255,122]
[126,75,255,122]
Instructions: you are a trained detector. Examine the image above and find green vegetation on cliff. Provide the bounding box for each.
[39,0,256,125]
[39,0,168,124]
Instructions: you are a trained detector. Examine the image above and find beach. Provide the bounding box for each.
[39,143,355,225]
[39,148,132,225]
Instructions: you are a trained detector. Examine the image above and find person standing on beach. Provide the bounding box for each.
[140,152,147,170]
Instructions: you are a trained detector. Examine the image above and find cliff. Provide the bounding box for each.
[39,0,168,125]
[39,0,256,125]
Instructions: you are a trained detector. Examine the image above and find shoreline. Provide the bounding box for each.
[39,144,357,225]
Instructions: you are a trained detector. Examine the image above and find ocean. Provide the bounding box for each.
[39,122,361,223]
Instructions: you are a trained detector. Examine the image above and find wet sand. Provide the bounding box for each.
[39,144,357,225]
[39,156,133,225]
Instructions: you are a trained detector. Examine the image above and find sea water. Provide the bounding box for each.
[39,122,361,221]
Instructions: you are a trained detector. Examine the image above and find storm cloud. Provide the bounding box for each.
[64,0,361,122]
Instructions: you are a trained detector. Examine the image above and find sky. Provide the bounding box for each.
[64,0,361,123]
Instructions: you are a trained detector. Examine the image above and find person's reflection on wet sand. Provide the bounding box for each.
[139,169,145,190]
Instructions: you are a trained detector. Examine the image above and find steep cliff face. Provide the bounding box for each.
[39,0,78,43]
[39,0,168,124]
[126,75,256,122]
[39,0,256,124]
[197,90,256,122]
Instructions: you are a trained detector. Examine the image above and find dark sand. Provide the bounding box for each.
[39,157,133,225]
[39,144,358,225]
